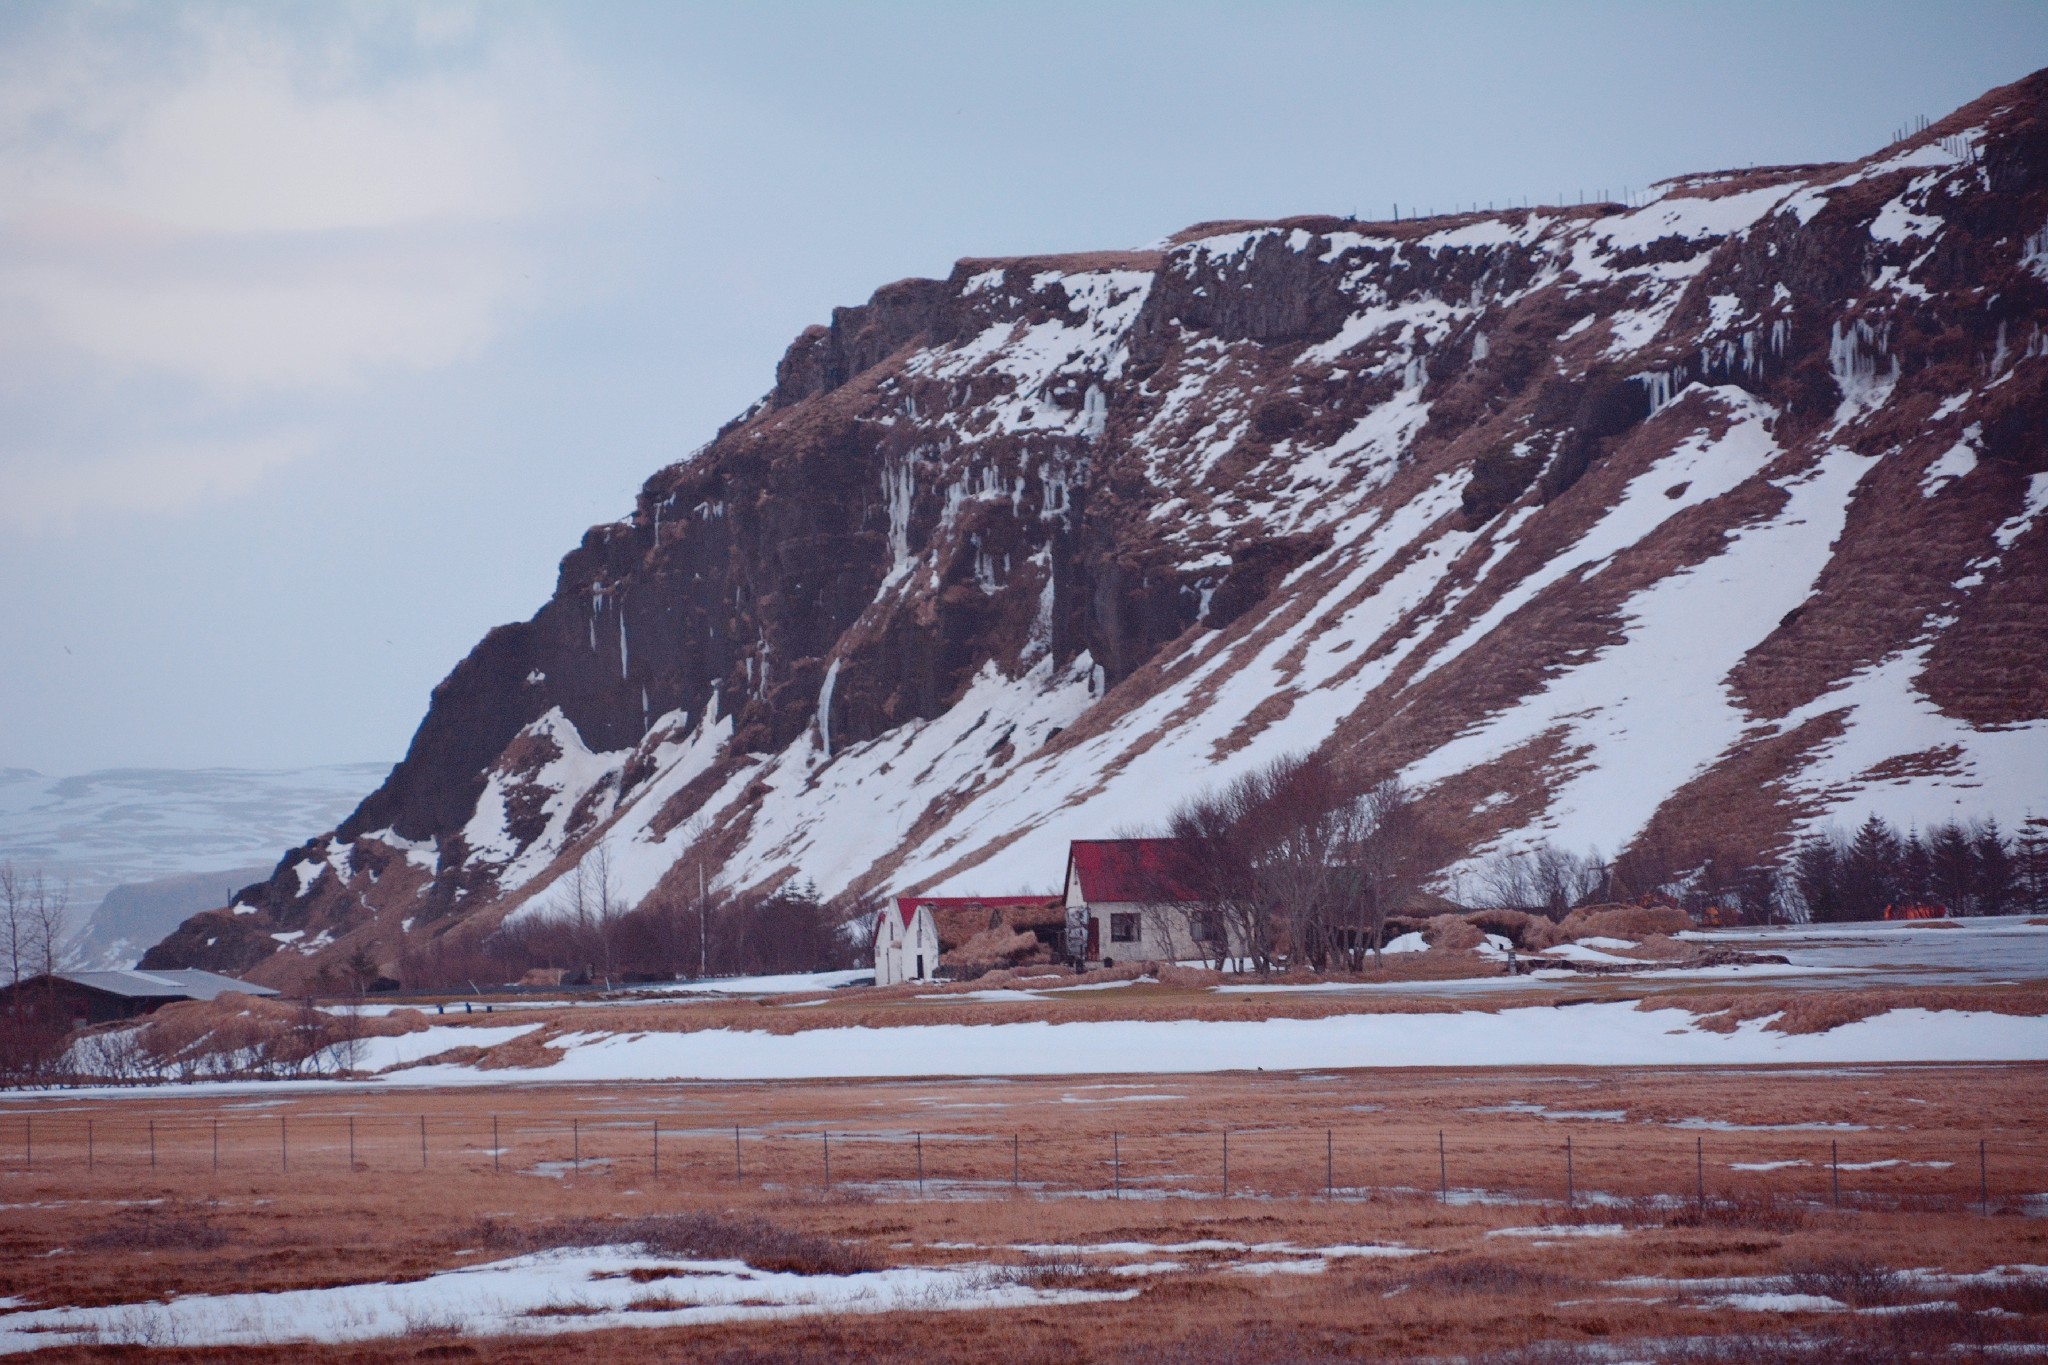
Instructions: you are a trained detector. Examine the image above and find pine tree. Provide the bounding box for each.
[1974,819,2017,917]
[1792,833,1843,923]
[1841,815,1901,919]
[2020,817,2048,915]
[1928,822,1975,915]
[1900,828,1932,907]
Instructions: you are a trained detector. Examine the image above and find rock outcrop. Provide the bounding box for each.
[145,71,2048,988]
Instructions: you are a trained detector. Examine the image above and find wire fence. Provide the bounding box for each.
[8,1112,2043,1216]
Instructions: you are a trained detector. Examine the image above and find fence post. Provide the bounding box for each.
[734,1125,741,1184]
[23,1115,29,1171]
[420,1115,428,1171]
[1438,1131,1447,1204]
[87,1119,93,1172]
[916,1132,924,1196]
[1831,1140,1839,1208]
[572,1118,579,1174]
[1327,1130,1333,1200]
[1012,1133,1019,1192]
[490,1115,497,1175]
[1113,1132,1121,1200]
[822,1130,830,1191]
[652,1119,659,1179]
[281,1116,288,1173]
[149,1119,156,1171]
[1980,1139,1989,1215]
[350,1116,357,1172]
[1566,1136,1574,1210]
[212,1117,219,1173]
[1696,1137,1704,1210]
[1222,1130,1229,1199]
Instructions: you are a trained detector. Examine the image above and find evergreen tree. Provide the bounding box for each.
[1928,821,1975,915]
[1900,828,1932,906]
[1792,833,1843,923]
[1974,819,2017,917]
[1841,815,1901,918]
[2020,818,2048,915]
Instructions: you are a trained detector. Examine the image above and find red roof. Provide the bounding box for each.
[1065,839,1206,903]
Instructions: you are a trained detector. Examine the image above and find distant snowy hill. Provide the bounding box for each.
[148,70,2048,989]
[0,765,388,967]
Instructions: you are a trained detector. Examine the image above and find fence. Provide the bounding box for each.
[6,1112,2038,1216]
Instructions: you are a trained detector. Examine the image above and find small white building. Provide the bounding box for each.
[1063,838,1227,966]
[873,899,941,985]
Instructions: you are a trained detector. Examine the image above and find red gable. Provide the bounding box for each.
[1065,839,1206,904]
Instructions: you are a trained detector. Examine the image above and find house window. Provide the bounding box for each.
[1192,910,1224,944]
[1110,913,1140,943]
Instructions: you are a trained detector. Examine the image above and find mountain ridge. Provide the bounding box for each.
[145,70,2048,987]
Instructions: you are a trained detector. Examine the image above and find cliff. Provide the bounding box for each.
[146,71,2048,986]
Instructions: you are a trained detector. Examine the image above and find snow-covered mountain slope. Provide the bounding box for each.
[149,72,2048,987]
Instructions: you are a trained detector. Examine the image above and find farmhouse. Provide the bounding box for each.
[1063,838,1226,966]
[0,969,278,1028]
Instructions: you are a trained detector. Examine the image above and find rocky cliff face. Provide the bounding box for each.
[147,72,2048,986]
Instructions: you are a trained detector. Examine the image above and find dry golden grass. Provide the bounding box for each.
[3,1065,2046,1361]
[1654,983,2048,1034]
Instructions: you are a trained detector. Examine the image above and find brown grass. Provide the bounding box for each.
[1653,984,2048,1034]
[2,1063,2045,1365]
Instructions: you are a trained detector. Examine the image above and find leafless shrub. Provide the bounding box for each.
[1408,1255,1563,1296]
[1654,1194,1809,1233]
[1780,1255,1907,1307]
[470,1211,876,1276]
[83,1202,230,1252]
[1957,1276,2048,1315]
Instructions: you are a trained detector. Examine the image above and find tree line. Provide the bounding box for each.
[1464,814,2048,924]
[388,846,865,993]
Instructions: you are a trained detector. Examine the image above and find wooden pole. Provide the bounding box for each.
[1438,1131,1448,1203]
[490,1115,497,1174]
[149,1119,156,1171]
[1326,1130,1333,1200]
[1980,1139,1989,1215]
[1012,1133,1019,1192]
[87,1119,93,1171]
[734,1125,741,1184]
[212,1118,219,1172]
[1222,1130,1229,1199]
[572,1118,579,1174]
[916,1132,924,1196]
[23,1115,29,1170]
[1696,1137,1704,1209]
[350,1116,357,1172]
[1831,1140,1839,1208]
[1113,1132,1121,1200]
[280,1116,288,1173]
[420,1115,427,1171]
[1566,1136,1574,1210]
[822,1130,830,1191]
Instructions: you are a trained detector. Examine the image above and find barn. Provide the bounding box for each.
[0,969,279,1029]
[1062,838,1225,966]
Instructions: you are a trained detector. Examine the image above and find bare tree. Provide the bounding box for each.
[551,843,628,986]
[1473,842,1606,916]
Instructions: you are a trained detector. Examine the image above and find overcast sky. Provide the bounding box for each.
[3,1,2044,777]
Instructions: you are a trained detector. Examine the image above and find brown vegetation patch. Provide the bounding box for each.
[1657,984,2048,1035]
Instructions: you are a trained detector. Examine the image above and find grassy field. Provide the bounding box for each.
[4,1063,2046,1361]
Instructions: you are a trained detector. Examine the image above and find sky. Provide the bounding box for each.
[3,0,2044,777]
